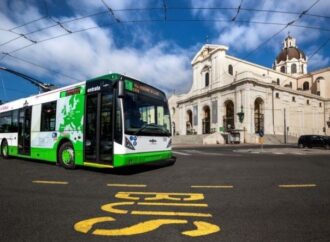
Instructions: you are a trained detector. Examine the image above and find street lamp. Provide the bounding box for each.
[237,105,244,123]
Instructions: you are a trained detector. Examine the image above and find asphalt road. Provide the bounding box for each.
[1,146,330,242]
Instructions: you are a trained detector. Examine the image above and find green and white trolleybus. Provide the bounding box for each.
[0,73,174,169]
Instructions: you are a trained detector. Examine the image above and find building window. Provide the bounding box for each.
[319,102,322,107]
[0,111,12,133]
[275,93,279,98]
[306,100,310,105]
[228,64,233,75]
[277,78,280,85]
[280,66,285,73]
[205,72,209,87]
[303,81,309,90]
[41,101,57,131]
[292,96,295,102]
[193,105,198,126]
[211,100,218,124]
[317,91,320,96]
[291,64,297,74]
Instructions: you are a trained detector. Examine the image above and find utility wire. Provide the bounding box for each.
[0,3,329,48]
[5,17,330,56]
[2,53,80,81]
[8,16,48,31]
[242,0,320,61]
[232,0,243,21]
[210,0,321,89]
[163,0,168,21]
[101,0,121,23]
[308,38,330,60]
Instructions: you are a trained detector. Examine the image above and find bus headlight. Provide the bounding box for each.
[125,137,135,150]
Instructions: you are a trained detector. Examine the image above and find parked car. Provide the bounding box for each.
[298,135,330,149]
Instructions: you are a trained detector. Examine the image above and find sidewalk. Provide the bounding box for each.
[234,147,330,155]
[172,143,296,149]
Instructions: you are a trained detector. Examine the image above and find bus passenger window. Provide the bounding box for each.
[41,101,57,131]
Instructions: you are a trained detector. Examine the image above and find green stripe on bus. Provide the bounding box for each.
[113,150,172,167]
[7,146,83,165]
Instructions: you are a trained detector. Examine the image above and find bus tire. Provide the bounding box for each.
[58,142,76,169]
[1,140,9,159]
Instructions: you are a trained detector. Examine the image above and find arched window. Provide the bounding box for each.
[277,78,280,85]
[224,100,234,131]
[202,106,210,134]
[280,66,285,73]
[205,72,209,87]
[254,98,264,134]
[228,65,233,75]
[303,81,309,90]
[291,64,297,74]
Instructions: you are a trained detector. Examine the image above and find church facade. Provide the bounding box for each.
[168,36,330,143]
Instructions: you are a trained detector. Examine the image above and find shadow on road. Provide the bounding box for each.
[81,159,176,175]
[5,157,176,176]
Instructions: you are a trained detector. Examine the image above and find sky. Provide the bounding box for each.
[0,0,329,102]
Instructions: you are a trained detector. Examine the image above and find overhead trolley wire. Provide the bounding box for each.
[3,16,330,56]
[101,0,121,23]
[0,53,80,82]
[0,0,324,83]
[210,0,321,86]
[308,38,330,60]
[163,0,168,21]
[0,2,329,50]
[232,0,244,22]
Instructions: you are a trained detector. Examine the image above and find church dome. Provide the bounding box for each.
[276,47,306,64]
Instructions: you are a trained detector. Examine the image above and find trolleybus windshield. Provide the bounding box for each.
[123,82,171,137]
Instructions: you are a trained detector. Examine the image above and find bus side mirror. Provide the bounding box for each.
[118,79,124,98]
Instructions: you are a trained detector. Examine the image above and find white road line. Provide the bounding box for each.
[278,184,316,188]
[172,151,191,156]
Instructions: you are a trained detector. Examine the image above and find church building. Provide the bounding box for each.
[168,35,330,143]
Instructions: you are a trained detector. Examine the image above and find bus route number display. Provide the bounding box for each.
[125,79,162,98]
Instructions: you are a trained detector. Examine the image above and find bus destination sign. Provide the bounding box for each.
[125,79,162,98]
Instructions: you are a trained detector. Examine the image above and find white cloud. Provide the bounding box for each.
[0,0,192,95]
[308,53,330,71]
[190,0,327,54]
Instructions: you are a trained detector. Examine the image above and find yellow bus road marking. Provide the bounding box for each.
[74,191,221,237]
[182,221,221,237]
[191,185,234,189]
[137,202,208,207]
[107,184,147,188]
[84,162,113,168]
[131,211,212,217]
[32,180,68,185]
[278,184,317,188]
[115,192,204,201]
[101,202,209,215]
[74,217,220,237]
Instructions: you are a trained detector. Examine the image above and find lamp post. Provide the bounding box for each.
[237,105,244,123]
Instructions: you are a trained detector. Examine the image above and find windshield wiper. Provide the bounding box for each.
[134,123,170,136]
[133,123,157,136]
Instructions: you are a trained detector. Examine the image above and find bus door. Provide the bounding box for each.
[18,106,32,155]
[85,91,113,163]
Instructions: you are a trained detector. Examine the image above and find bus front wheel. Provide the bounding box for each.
[58,142,76,169]
[1,140,9,159]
